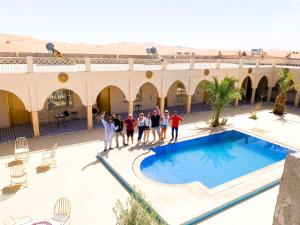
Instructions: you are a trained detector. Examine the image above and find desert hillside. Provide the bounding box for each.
[0,33,297,58]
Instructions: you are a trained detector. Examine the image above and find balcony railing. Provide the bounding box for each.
[0,56,299,73]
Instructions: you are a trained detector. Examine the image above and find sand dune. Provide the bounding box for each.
[0,33,298,58]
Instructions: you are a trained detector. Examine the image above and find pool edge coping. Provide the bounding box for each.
[96,153,281,225]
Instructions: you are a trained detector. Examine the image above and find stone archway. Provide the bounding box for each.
[95,85,128,114]
[240,76,252,104]
[134,82,159,112]
[256,76,268,102]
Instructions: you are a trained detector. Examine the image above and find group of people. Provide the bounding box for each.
[100,106,183,152]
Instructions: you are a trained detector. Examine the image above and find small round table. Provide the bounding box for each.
[32,222,52,225]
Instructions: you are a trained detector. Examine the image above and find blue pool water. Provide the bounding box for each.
[140,130,292,188]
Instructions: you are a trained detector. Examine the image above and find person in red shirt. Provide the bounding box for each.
[124,114,137,145]
[169,111,183,142]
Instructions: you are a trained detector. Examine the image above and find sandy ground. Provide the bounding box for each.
[0,104,299,225]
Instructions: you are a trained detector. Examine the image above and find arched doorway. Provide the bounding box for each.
[39,89,87,135]
[191,80,211,112]
[256,76,268,102]
[0,90,32,143]
[240,77,252,104]
[134,82,159,112]
[96,86,127,114]
[166,81,187,113]
[0,90,30,127]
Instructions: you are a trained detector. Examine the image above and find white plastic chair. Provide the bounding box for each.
[48,197,71,225]
[10,164,28,189]
[2,214,32,225]
[42,143,58,168]
[15,137,29,162]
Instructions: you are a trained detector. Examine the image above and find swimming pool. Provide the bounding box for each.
[140,130,292,188]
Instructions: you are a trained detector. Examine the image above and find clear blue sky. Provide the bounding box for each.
[1,0,300,50]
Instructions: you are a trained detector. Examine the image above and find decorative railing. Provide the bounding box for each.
[0,56,300,73]
[90,58,129,71]
[0,57,27,73]
[33,57,85,72]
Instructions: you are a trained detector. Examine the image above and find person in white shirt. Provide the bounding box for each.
[100,111,118,152]
[160,110,169,140]
[143,112,152,143]
[137,113,145,143]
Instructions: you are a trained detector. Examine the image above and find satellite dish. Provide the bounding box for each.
[46,42,55,53]
[150,47,157,54]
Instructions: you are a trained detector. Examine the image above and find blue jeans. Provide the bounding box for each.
[171,127,178,139]
[138,126,144,141]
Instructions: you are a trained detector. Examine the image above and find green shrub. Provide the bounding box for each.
[113,193,158,225]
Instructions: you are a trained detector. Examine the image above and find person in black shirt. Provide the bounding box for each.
[150,106,161,142]
[113,114,126,147]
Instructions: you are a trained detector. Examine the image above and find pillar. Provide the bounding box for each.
[189,59,195,70]
[255,58,260,68]
[31,111,40,138]
[239,58,243,68]
[159,97,165,113]
[294,91,300,107]
[128,101,133,115]
[216,59,221,69]
[128,58,134,71]
[251,88,256,104]
[267,87,273,102]
[87,105,93,130]
[26,56,33,73]
[186,95,192,113]
[85,57,91,72]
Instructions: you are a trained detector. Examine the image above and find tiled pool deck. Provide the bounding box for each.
[0,104,300,224]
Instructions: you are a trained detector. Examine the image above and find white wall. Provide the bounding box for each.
[0,91,10,128]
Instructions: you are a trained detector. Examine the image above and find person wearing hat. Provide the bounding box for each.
[100,111,118,152]
[169,111,183,142]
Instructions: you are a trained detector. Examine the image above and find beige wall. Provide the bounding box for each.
[0,91,10,128]
[110,86,128,113]
[167,82,187,107]
[136,83,158,111]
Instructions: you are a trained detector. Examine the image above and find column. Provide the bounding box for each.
[128,101,133,115]
[31,111,40,138]
[216,59,221,69]
[26,56,33,73]
[267,87,273,102]
[159,97,165,113]
[189,59,195,70]
[87,105,93,130]
[239,58,243,68]
[294,91,300,107]
[128,58,134,71]
[186,95,192,113]
[251,88,256,104]
[85,57,91,72]
[255,58,260,68]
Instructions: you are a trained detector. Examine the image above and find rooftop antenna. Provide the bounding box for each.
[146,47,164,62]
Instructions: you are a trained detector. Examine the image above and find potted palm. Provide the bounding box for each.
[201,76,242,127]
[273,68,294,115]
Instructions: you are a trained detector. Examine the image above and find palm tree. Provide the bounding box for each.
[201,76,242,127]
[273,68,294,115]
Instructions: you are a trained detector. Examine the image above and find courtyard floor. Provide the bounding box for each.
[0,104,299,225]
